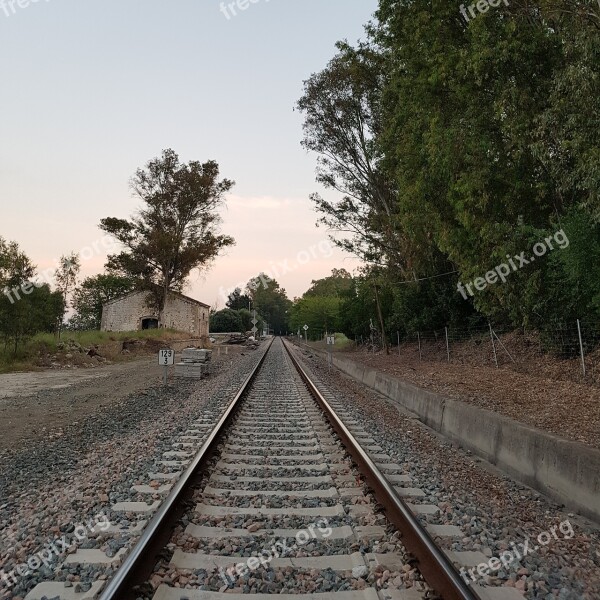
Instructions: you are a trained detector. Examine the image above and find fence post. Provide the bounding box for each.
[489,321,498,368]
[577,319,586,378]
[445,327,450,363]
[397,331,400,357]
[417,332,422,361]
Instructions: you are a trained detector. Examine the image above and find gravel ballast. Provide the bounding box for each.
[0,345,268,600]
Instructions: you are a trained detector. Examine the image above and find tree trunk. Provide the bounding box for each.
[374,284,389,355]
[160,277,169,329]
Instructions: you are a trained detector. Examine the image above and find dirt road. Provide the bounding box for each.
[0,358,168,452]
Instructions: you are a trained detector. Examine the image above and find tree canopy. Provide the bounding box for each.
[298,0,600,344]
[226,287,252,311]
[0,238,63,353]
[246,274,292,334]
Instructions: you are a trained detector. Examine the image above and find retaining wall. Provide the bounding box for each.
[303,345,600,522]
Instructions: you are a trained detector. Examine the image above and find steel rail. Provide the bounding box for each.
[99,338,275,600]
[283,339,481,600]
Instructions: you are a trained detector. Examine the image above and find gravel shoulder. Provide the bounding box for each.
[0,347,242,456]
[335,350,600,450]
[0,358,178,454]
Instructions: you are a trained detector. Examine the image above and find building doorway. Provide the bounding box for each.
[141,317,159,330]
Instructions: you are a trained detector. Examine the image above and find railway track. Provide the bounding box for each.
[24,338,509,600]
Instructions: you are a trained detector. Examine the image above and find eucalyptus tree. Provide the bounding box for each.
[100,149,235,320]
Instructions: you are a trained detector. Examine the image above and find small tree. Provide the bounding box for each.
[0,237,35,289]
[210,309,244,333]
[71,274,136,330]
[54,253,81,338]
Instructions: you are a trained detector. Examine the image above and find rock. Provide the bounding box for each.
[352,566,369,579]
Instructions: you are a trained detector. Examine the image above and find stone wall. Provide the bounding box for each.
[101,292,209,337]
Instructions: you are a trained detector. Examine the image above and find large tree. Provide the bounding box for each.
[374,0,600,328]
[226,287,252,311]
[304,268,354,298]
[300,0,600,339]
[297,42,410,272]
[100,149,235,320]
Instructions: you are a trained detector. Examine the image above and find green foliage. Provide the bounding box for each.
[0,283,63,355]
[71,274,137,330]
[290,270,361,338]
[299,1,600,342]
[297,42,405,269]
[304,269,354,298]
[290,296,341,338]
[0,237,34,287]
[530,209,600,327]
[237,308,254,332]
[0,238,63,354]
[210,309,244,333]
[226,287,252,311]
[246,274,291,334]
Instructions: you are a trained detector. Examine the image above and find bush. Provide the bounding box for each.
[210,309,243,333]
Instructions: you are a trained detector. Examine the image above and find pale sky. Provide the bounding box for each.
[1,0,376,308]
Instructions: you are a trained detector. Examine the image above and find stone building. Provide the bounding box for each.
[101,291,210,337]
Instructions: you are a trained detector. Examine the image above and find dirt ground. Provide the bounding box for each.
[0,358,163,452]
[0,346,244,454]
[339,350,600,450]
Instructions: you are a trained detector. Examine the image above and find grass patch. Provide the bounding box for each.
[0,329,190,374]
[305,333,355,352]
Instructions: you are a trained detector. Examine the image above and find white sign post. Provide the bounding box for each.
[159,349,175,385]
[326,334,335,370]
[303,324,308,343]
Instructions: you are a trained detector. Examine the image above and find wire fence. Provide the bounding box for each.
[345,319,600,386]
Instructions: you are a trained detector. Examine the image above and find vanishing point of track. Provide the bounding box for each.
[96,337,480,600]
